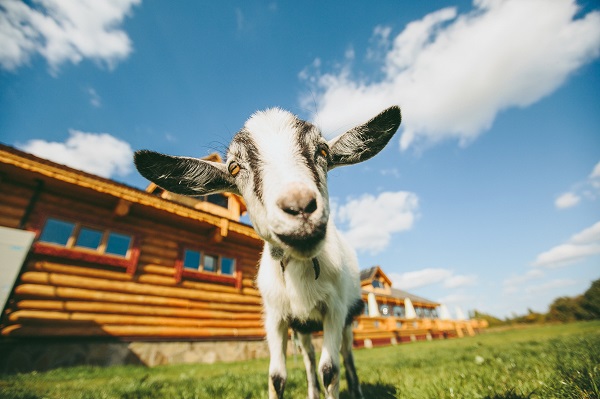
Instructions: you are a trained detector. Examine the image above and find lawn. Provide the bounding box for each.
[1,321,598,399]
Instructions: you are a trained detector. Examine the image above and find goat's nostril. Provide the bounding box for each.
[304,198,317,214]
[277,189,318,217]
[282,206,301,216]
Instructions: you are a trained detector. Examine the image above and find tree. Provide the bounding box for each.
[580,278,600,319]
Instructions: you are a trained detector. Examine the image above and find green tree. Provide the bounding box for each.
[547,296,586,322]
[581,278,600,319]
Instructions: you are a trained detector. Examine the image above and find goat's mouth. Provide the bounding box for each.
[275,223,327,258]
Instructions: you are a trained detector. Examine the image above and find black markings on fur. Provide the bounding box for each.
[270,245,284,260]
[344,352,361,398]
[321,362,338,389]
[231,131,264,203]
[312,258,320,280]
[271,373,286,399]
[345,298,365,326]
[294,118,323,187]
[289,318,323,334]
[276,222,327,251]
[330,106,401,167]
[134,150,235,196]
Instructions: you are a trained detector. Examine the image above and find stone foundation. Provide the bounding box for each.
[0,336,325,374]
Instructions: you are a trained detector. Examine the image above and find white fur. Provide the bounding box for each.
[230,109,364,399]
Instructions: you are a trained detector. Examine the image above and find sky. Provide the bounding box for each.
[1,0,599,319]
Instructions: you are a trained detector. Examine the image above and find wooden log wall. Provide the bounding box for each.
[0,175,265,340]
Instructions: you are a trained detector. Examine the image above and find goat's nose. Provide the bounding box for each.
[277,186,318,217]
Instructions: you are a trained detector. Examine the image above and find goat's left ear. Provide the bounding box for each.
[134,150,239,196]
[328,105,401,169]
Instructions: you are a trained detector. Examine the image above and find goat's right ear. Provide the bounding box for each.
[328,105,401,169]
[134,150,238,196]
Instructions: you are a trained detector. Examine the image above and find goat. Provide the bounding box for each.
[134,105,401,399]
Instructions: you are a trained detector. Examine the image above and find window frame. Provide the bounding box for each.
[175,244,242,289]
[32,216,140,274]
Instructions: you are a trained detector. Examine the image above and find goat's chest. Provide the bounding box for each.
[259,260,334,321]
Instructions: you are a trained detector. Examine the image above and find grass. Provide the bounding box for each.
[1,321,598,399]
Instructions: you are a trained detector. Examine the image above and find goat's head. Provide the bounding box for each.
[135,106,401,260]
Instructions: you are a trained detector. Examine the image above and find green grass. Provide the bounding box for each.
[1,321,598,399]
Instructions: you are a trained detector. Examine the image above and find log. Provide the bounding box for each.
[15,300,261,320]
[0,203,25,218]
[30,262,132,282]
[137,244,178,260]
[19,272,263,305]
[2,324,266,338]
[137,274,178,286]
[141,237,179,250]
[9,310,264,328]
[140,264,176,276]
[0,215,19,229]
[14,284,263,313]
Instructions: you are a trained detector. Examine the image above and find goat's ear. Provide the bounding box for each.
[328,105,401,169]
[134,150,238,196]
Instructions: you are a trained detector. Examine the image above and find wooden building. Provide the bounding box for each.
[353,266,487,348]
[0,144,485,372]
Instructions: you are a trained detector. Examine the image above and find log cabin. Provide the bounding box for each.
[0,144,485,372]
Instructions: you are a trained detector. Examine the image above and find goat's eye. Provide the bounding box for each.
[228,162,241,177]
[316,145,329,160]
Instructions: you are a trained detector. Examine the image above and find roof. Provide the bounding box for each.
[359,265,392,286]
[360,266,440,306]
[0,144,260,242]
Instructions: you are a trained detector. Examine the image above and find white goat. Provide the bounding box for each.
[134,105,401,399]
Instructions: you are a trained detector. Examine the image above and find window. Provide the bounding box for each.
[393,305,405,318]
[34,217,138,273]
[363,301,369,316]
[39,219,75,246]
[182,248,235,276]
[205,194,228,208]
[177,246,240,287]
[372,280,382,289]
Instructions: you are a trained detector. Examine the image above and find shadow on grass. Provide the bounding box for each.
[483,389,535,399]
[340,382,396,399]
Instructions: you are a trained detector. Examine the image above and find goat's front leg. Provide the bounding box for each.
[297,331,320,399]
[266,313,288,399]
[319,312,343,399]
[341,324,363,399]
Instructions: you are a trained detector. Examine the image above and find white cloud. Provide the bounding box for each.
[0,0,140,72]
[87,87,102,108]
[555,192,581,209]
[503,269,545,294]
[390,268,453,290]
[300,0,600,149]
[590,161,600,179]
[554,160,600,208]
[533,221,600,268]
[336,191,419,254]
[525,279,578,294]
[18,130,133,178]
[389,268,477,290]
[443,274,477,289]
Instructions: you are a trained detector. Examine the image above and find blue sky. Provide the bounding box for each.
[1,0,599,318]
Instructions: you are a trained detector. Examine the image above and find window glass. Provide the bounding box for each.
[39,219,75,246]
[363,301,369,316]
[204,254,217,272]
[372,280,382,289]
[393,305,405,317]
[105,232,131,257]
[75,227,103,250]
[221,257,235,275]
[206,194,228,208]
[183,249,201,269]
